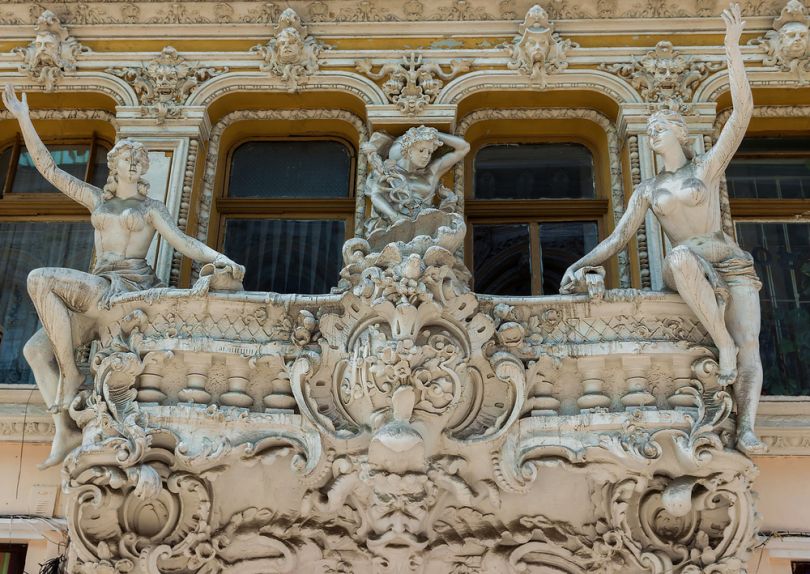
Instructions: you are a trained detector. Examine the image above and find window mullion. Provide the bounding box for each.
[530,222,542,295]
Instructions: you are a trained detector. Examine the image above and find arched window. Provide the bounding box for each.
[217,138,355,294]
[0,135,109,385]
[727,135,810,395]
[468,142,605,295]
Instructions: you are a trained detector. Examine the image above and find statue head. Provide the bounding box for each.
[398,126,442,170]
[276,27,304,63]
[147,47,186,102]
[647,109,694,160]
[778,20,810,58]
[32,11,65,67]
[103,139,151,199]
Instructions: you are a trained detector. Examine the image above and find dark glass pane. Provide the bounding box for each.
[0,222,94,385]
[539,221,598,295]
[474,143,595,199]
[736,221,810,395]
[222,219,344,294]
[90,144,111,189]
[794,562,810,574]
[727,138,810,200]
[0,544,28,574]
[228,140,352,199]
[0,146,11,195]
[11,144,92,193]
[473,224,531,296]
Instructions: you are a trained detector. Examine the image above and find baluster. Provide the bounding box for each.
[576,357,611,412]
[621,355,655,410]
[178,353,212,404]
[221,355,254,408]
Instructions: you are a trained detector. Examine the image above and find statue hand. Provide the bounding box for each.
[213,254,246,282]
[2,85,29,120]
[721,3,745,49]
[560,265,579,295]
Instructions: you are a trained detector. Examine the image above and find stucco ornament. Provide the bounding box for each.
[752,0,810,75]
[360,126,470,238]
[106,46,228,123]
[1,85,244,469]
[357,53,472,114]
[562,4,766,455]
[251,8,325,91]
[506,4,577,86]
[601,40,723,110]
[13,10,89,92]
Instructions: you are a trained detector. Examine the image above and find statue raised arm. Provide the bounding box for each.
[2,84,245,468]
[560,4,766,455]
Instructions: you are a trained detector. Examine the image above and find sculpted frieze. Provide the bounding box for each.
[13,10,88,92]
[106,46,228,123]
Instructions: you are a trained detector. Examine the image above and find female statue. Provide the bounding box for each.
[560,4,766,454]
[2,85,245,468]
[362,125,470,234]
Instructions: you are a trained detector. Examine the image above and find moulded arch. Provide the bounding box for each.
[2,72,139,108]
[187,71,386,115]
[693,67,810,105]
[437,69,641,112]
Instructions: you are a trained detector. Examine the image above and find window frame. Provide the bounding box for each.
[0,133,113,219]
[214,135,358,253]
[464,135,610,296]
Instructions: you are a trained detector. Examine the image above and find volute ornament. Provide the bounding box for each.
[357,53,472,115]
[106,46,228,123]
[13,10,89,92]
[506,4,577,86]
[600,40,723,111]
[251,8,326,91]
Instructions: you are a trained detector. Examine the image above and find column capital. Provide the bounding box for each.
[617,102,718,139]
[114,106,211,141]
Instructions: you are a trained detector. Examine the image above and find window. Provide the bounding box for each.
[468,142,605,295]
[727,136,810,395]
[217,138,355,294]
[0,137,107,385]
[0,544,27,574]
[794,562,810,574]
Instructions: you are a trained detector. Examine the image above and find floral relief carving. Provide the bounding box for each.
[430,0,492,20]
[338,0,398,21]
[106,46,227,123]
[13,10,89,92]
[751,0,810,76]
[242,2,281,23]
[623,0,690,17]
[357,52,472,114]
[251,8,325,91]
[601,40,723,110]
[505,4,577,86]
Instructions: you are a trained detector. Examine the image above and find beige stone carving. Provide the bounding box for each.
[506,4,577,86]
[562,5,766,454]
[2,85,244,469]
[13,10,89,92]
[752,0,810,75]
[360,126,470,237]
[357,53,472,115]
[251,8,325,91]
[106,46,227,123]
[601,40,723,110]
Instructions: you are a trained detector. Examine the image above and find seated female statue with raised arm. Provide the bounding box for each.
[560,4,766,455]
[2,85,245,468]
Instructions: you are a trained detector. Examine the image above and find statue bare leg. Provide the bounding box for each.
[664,247,738,386]
[25,267,108,468]
[725,284,767,454]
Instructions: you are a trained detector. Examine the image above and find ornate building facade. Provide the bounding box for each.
[0,1,810,573]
